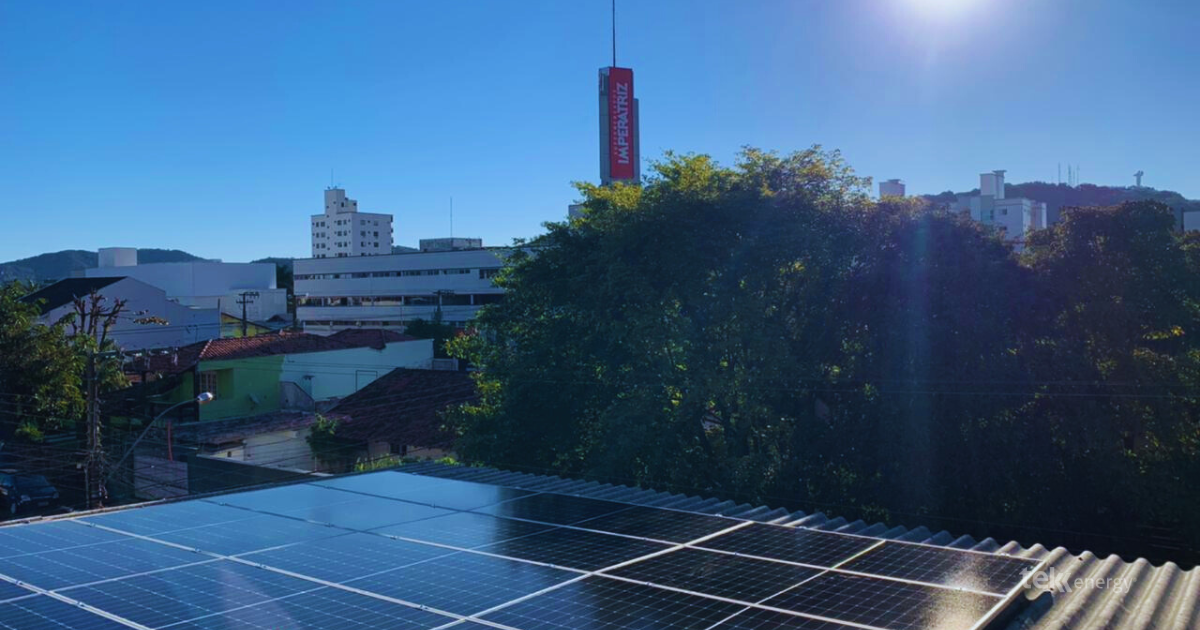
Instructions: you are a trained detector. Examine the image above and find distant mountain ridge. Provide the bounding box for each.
[925,182,1200,224]
[0,249,207,283]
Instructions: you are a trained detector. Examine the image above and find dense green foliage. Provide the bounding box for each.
[449,148,1200,560]
[405,318,457,358]
[0,283,85,440]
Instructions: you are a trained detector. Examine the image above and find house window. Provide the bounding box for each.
[199,371,220,397]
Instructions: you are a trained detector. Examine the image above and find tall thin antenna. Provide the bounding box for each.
[330,168,334,188]
[612,0,617,67]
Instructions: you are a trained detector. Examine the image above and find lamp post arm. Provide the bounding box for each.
[104,398,200,486]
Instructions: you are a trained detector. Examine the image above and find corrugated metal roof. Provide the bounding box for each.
[398,461,1200,630]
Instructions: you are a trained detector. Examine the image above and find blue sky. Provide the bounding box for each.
[2,0,1197,262]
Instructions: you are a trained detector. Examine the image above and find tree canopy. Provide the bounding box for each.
[449,147,1200,563]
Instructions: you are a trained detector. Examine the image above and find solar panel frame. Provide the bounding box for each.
[477,575,748,630]
[836,541,1039,596]
[239,532,458,583]
[0,594,133,630]
[473,526,672,571]
[0,536,208,590]
[58,559,320,628]
[0,521,131,559]
[603,547,823,604]
[162,585,457,630]
[473,493,635,526]
[371,511,559,550]
[695,523,882,569]
[571,505,745,543]
[0,471,1046,630]
[340,550,578,616]
[757,572,1002,630]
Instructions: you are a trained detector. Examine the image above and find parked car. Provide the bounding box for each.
[0,469,59,516]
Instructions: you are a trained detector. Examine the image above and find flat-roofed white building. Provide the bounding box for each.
[294,244,508,333]
[84,248,288,321]
[311,188,394,258]
[951,170,1047,249]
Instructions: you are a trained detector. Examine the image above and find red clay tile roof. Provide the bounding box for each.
[329,368,477,450]
[127,330,414,374]
[328,328,417,349]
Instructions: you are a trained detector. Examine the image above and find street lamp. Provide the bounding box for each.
[105,392,215,487]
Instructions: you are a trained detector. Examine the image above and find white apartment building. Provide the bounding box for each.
[951,170,1047,249]
[311,188,394,258]
[294,243,508,333]
[84,248,288,320]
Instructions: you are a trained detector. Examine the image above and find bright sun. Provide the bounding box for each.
[907,0,978,18]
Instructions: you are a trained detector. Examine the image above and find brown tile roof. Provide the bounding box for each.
[328,328,417,349]
[127,330,413,374]
[329,368,477,450]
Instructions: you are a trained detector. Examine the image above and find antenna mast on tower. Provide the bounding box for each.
[612,0,617,67]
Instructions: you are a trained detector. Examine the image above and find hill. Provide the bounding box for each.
[0,249,206,283]
[925,182,1200,224]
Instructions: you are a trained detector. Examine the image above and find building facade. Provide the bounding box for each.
[294,245,507,333]
[84,248,287,321]
[24,277,222,351]
[311,188,394,258]
[879,179,906,198]
[950,170,1047,249]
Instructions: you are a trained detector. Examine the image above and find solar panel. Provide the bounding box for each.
[474,526,671,571]
[0,582,30,604]
[208,482,365,512]
[604,547,821,603]
[372,510,558,549]
[342,550,576,615]
[0,536,205,590]
[479,576,747,629]
[241,532,456,583]
[758,572,1000,630]
[838,541,1038,595]
[164,586,455,630]
[696,523,880,568]
[0,595,131,630]
[709,607,863,629]
[60,560,317,628]
[0,521,129,559]
[573,505,742,543]
[81,500,261,536]
[149,512,347,555]
[376,479,535,512]
[0,470,1039,630]
[260,494,456,531]
[474,493,633,525]
[315,472,526,512]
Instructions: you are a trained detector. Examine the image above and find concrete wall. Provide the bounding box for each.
[84,262,283,319]
[194,355,286,421]
[280,339,434,402]
[41,277,222,351]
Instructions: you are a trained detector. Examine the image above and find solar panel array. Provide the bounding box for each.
[0,470,1043,629]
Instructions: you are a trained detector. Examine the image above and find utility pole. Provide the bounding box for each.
[236,291,260,337]
[433,290,455,324]
[84,350,104,509]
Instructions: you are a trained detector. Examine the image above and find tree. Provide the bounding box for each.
[405,318,457,358]
[449,149,1200,561]
[0,282,84,440]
